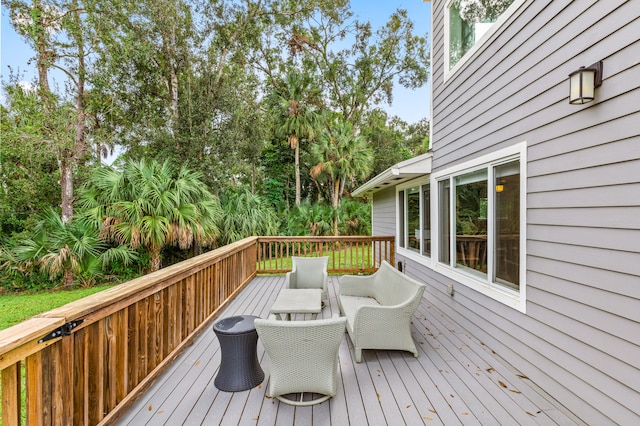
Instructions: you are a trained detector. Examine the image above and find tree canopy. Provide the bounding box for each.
[1,0,431,288]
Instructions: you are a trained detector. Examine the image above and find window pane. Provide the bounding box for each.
[455,170,488,277]
[422,185,431,257]
[407,186,421,252]
[438,179,451,264]
[449,0,515,68]
[494,161,520,289]
[398,190,405,248]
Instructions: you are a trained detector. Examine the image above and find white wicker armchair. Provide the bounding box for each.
[254,315,346,406]
[284,256,329,303]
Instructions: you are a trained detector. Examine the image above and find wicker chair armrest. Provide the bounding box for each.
[284,270,296,289]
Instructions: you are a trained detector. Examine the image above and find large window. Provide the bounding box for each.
[446,0,517,71]
[436,153,523,297]
[398,183,431,257]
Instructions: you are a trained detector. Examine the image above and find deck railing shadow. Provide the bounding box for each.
[0,236,393,425]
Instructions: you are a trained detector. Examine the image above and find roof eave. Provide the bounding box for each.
[352,152,433,197]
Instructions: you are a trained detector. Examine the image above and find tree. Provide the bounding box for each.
[0,84,59,234]
[6,0,94,223]
[85,0,275,189]
[85,0,195,145]
[261,140,295,210]
[78,159,223,272]
[404,117,430,155]
[270,69,324,206]
[282,5,429,127]
[310,119,373,235]
[361,108,411,176]
[362,110,431,177]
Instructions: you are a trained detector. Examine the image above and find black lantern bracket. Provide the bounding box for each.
[589,60,604,87]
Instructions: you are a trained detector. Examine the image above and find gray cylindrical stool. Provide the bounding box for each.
[212,315,264,392]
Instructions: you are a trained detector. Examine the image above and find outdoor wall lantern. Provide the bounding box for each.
[569,61,603,105]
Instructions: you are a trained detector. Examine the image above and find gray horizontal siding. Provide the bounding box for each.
[528,183,640,208]
[527,256,640,300]
[424,0,640,424]
[371,187,396,237]
[527,224,640,253]
[528,206,640,229]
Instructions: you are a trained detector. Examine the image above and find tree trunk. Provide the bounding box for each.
[149,246,162,272]
[295,143,301,206]
[163,20,179,135]
[33,0,50,94]
[332,178,341,236]
[251,161,256,194]
[73,6,87,162]
[59,159,74,224]
[331,178,340,209]
[62,268,74,289]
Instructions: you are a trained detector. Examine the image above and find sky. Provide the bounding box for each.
[0,1,431,124]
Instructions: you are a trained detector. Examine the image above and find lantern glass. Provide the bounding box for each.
[569,67,596,104]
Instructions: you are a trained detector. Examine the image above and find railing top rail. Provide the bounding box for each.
[257,236,393,242]
[37,237,258,322]
[0,237,258,356]
[0,316,64,357]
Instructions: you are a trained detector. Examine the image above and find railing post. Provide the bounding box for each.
[2,362,21,426]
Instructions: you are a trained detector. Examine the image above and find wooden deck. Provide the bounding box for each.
[116,276,585,426]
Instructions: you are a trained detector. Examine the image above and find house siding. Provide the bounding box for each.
[405,0,640,424]
[371,187,396,237]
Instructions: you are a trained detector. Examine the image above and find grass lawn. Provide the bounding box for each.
[0,285,116,330]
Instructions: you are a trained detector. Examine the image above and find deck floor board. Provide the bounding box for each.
[116,275,586,426]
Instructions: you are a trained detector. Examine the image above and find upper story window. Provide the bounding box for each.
[446,0,517,72]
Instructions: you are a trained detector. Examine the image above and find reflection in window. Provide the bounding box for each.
[438,179,451,264]
[398,190,405,248]
[455,170,488,278]
[494,161,520,288]
[422,185,431,257]
[448,0,515,69]
[406,187,421,253]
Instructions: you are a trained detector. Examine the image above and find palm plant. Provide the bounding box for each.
[337,197,371,236]
[79,159,222,272]
[285,201,334,236]
[5,208,137,288]
[311,119,374,235]
[272,70,324,206]
[217,188,279,245]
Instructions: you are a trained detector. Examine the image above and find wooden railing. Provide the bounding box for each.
[0,236,394,425]
[257,236,394,274]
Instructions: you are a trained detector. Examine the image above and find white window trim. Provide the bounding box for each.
[396,177,432,266]
[430,142,527,313]
[444,0,526,83]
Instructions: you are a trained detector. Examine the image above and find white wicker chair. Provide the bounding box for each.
[254,314,346,406]
[284,256,329,304]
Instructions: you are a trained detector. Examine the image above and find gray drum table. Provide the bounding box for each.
[212,315,264,391]
[269,288,322,320]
